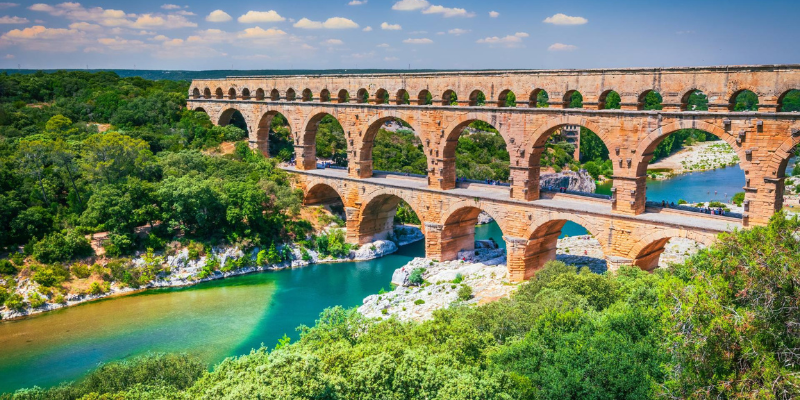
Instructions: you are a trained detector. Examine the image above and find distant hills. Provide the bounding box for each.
[0,69,449,81]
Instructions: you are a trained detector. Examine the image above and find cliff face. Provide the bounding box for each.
[539,170,597,193]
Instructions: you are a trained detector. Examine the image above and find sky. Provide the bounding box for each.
[0,0,798,71]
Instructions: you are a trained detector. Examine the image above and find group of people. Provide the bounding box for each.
[660,200,728,216]
[544,186,570,193]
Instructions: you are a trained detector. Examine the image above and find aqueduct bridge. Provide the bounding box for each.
[188,65,800,281]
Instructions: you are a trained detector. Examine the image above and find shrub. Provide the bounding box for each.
[10,252,24,266]
[457,285,473,301]
[677,199,687,205]
[0,259,17,275]
[301,247,311,262]
[28,291,46,308]
[4,293,25,311]
[732,191,745,206]
[256,249,268,266]
[408,268,425,285]
[452,273,463,284]
[88,281,108,295]
[32,230,93,263]
[71,263,91,279]
[104,233,134,257]
[414,299,425,305]
[32,265,69,287]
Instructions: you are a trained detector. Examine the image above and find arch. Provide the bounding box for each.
[436,204,507,262]
[302,88,313,102]
[468,90,486,106]
[254,110,292,157]
[529,89,549,108]
[564,90,583,108]
[440,116,510,185]
[627,229,715,271]
[638,90,662,110]
[215,87,224,99]
[194,107,207,114]
[218,108,248,133]
[525,116,609,161]
[598,90,620,110]
[301,110,348,168]
[520,214,609,277]
[255,88,265,100]
[498,89,516,107]
[356,88,369,103]
[359,112,426,177]
[192,88,201,99]
[375,88,389,104]
[241,88,251,100]
[357,190,427,244]
[320,89,331,103]
[286,88,297,101]
[336,89,349,103]
[395,89,410,105]
[228,88,237,100]
[681,89,708,111]
[417,89,432,105]
[203,88,211,99]
[442,89,457,106]
[729,89,759,111]
[778,89,800,112]
[270,89,280,101]
[304,182,345,211]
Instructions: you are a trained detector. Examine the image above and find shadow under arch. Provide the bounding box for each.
[356,189,427,245]
[303,182,346,220]
[521,214,609,278]
[436,204,507,262]
[218,107,248,131]
[626,229,715,271]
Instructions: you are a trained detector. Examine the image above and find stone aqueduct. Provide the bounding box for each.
[187,65,800,281]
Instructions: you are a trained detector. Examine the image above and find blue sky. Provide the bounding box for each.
[0,0,797,70]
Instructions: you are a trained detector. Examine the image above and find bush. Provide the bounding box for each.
[457,285,473,301]
[4,293,25,311]
[104,233,134,257]
[88,281,109,295]
[32,230,93,263]
[31,265,69,287]
[414,299,425,305]
[732,191,745,206]
[677,199,687,205]
[0,259,17,275]
[28,291,46,308]
[71,263,91,279]
[408,268,425,285]
[452,273,463,284]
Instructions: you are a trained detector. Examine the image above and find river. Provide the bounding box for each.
[0,165,751,393]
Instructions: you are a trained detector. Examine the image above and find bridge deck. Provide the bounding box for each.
[283,166,741,234]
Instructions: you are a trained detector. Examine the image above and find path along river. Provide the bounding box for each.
[0,165,751,393]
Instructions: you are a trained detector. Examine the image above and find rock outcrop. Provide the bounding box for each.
[539,170,596,193]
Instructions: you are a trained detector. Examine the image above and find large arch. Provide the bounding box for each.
[303,182,346,221]
[357,112,426,178]
[301,110,348,168]
[435,203,508,262]
[218,107,248,130]
[253,110,293,157]
[626,229,715,271]
[440,114,512,184]
[355,189,427,244]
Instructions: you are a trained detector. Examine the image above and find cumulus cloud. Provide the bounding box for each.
[476,32,528,47]
[447,28,468,35]
[293,17,358,29]
[133,14,196,29]
[392,0,429,11]
[28,3,195,29]
[238,26,287,38]
[543,13,587,25]
[0,25,87,51]
[548,42,577,51]
[206,10,232,22]
[422,5,473,17]
[362,26,372,31]
[489,11,499,18]
[0,3,17,9]
[0,15,26,24]
[238,10,285,23]
[97,36,148,51]
[161,4,181,10]
[403,37,432,44]
[376,43,390,47]
[348,0,366,4]
[322,38,343,45]
[381,22,401,30]
[68,21,102,31]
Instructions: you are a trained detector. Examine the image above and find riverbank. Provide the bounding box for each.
[648,141,739,179]
[0,227,425,321]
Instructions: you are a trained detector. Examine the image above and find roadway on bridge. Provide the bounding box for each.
[283,166,742,234]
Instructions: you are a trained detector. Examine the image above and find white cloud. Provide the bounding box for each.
[543,13,587,25]
[0,15,27,24]
[175,10,194,16]
[237,26,287,38]
[323,38,343,45]
[489,11,499,18]
[28,4,54,12]
[403,37,432,44]
[68,21,102,31]
[548,42,577,51]
[392,0,429,11]
[362,26,372,31]
[422,5,474,17]
[676,30,695,35]
[238,10,285,23]
[0,25,87,51]
[133,14,196,29]
[476,32,528,47]
[293,17,358,29]
[98,36,148,51]
[350,51,374,59]
[0,3,17,10]
[348,0,366,4]
[206,10,232,22]
[376,43,390,47]
[381,22,401,30]
[447,28,468,35]
[161,4,181,10]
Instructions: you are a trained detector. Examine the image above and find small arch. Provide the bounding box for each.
[360,114,426,178]
[778,89,800,112]
[417,89,432,105]
[255,88,265,101]
[598,90,620,110]
[302,88,313,102]
[192,88,201,99]
[729,89,759,111]
[375,88,389,104]
[564,90,583,108]
[356,88,369,103]
[395,89,410,105]
[194,107,207,114]
[241,88,251,100]
[320,89,331,103]
[337,89,350,103]
[203,88,211,99]
[498,89,516,107]
[304,183,346,227]
[468,90,486,106]
[215,88,224,99]
[681,89,708,111]
[286,88,297,101]
[638,90,662,110]
[442,89,457,106]
[270,89,280,101]
[529,89,549,108]
[228,88,237,100]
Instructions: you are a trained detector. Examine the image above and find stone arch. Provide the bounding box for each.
[598,89,620,110]
[337,89,349,103]
[681,88,708,111]
[255,88,265,100]
[300,109,347,166]
[355,188,427,244]
[254,109,293,157]
[375,88,389,104]
[468,89,486,106]
[638,89,662,110]
[320,89,331,102]
[439,113,511,187]
[626,229,715,271]
[192,88,201,99]
[218,107,249,133]
[194,107,207,114]
[215,87,224,99]
[529,88,549,108]
[241,88,251,100]
[356,88,369,103]
[203,88,211,99]
[270,89,280,101]
[395,89,410,105]
[498,89,516,107]
[358,111,425,177]
[228,88,237,100]
[729,89,759,111]
[435,202,509,262]
[563,90,583,108]
[302,88,313,102]
[778,89,800,112]
[524,116,609,165]
[765,127,800,178]
[442,89,457,106]
[286,88,297,101]
[303,182,346,220]
[417,89,432,105]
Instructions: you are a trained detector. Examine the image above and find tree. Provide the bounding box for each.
[81,132,154,183]
[16,139,52,206]
[45,114,75,136]
[50,138,83,208]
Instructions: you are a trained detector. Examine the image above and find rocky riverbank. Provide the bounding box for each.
[648,141,739,178]
[1,226,425,321]
[540,170,597,192]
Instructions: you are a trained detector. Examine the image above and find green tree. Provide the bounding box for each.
[81,132,154,183]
